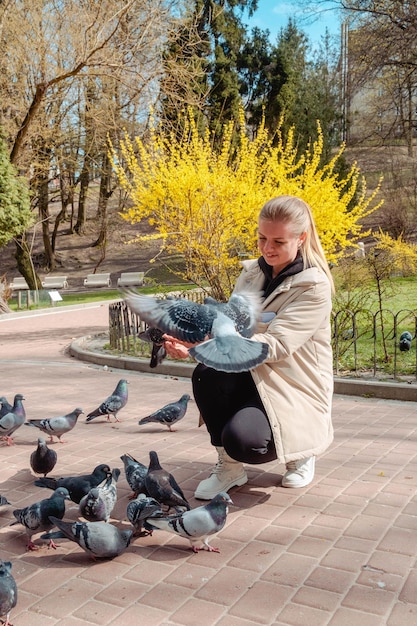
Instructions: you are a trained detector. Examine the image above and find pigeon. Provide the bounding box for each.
[79,468,120,522]
[139,394,191,432]
[124,291,269,373]
[10,487,70,550]
[0,496,11,507]
[127,493,164,536]
[120,453,148,499]
[0,397,13,419]
[0,394,26,446]
[145,451,190,512]
[138,327,167,368]
[0,560,17,626]
[25,408,83,443]
[399,331,413,352]
[42,517,133,560]
[34,463,112,504]
[86,379,129,422]
[30,437,58,476]
[145,492,233,552]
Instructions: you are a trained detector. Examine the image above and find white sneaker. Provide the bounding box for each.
[282,456,315,488]
[194,447,248,500]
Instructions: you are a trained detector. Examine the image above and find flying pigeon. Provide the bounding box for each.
[30,437,58,476]
[399,331,413,352]
[127,493,164,536]
[79,468,120,522]
[0,394,26,446]
[120,453,148,499]
[145,450,190,512]
[10,487,70,551]
[42,517,133,560]
[0,397,13,419]
[138,327,167,368]
[86,379,129,422]
[25,408,83,443]
[145,492,233,552]
[0,496,11,507]
[139,394,191,432]
[34,463,112,504]
[124,291,269,373]
[0,560,17,626]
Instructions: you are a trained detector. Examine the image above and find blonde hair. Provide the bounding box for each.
[259,195,334,291]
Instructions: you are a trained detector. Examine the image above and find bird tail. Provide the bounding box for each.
[138,415,153,425]
[85,411,100,422]
[189,337,269,373]
[40,530,66,540]
[34,477,57,490]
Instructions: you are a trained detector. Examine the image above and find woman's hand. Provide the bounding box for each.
[163,334,194,359]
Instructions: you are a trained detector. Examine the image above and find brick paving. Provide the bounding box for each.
[1,302,417,625]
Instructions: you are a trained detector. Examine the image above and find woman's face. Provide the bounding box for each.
[258,218,306,276]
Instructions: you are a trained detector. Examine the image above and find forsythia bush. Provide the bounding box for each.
[111,109,382,300]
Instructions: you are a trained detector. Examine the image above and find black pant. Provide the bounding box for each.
[192,364,277,464]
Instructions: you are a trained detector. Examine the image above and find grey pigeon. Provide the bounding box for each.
[10,487,70,551]
[120,453,148,499]
[86,379,129,422]
[125,291,269,373]
[399,331,413,351]
[126,493,164,536]
[0,394,26,446]
[139,394,191,432]
[34,463,111,504]
[138,327,167,368]
[42,517,133,560]
[0,496,11,507]
[145,451,190,512]
[146,492,233,552]
[79,468,120,522]
[26,407,83,443]
[30,437,58,476]
[0,397,13,419]
[0,560,17,626]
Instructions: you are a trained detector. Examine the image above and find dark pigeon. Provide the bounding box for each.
[120,453,148,499]
[124,291,269,373]
[10,487,70,550]
[30,437,58,476]
[34,463,112,504]
[0,397,13,419]
[79,468,120,522]
[146,492,233,552]
[0,560,17,626]
[138,327,167,368]
[26,408,83,443]
[127,493,164,536]
[42,517,133,560]
[86,379,129,422]
[399,331,413,352]
[145,450,190,512]
[139,394,190,432]
[0,394,26,446]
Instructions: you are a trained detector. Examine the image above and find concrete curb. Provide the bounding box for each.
[70,333,417,403]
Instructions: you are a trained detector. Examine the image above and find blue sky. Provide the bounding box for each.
[245,1,342,48]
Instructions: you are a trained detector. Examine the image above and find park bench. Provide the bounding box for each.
[117,272,145,287]
[9,277,29,291]
[83,273,112,288]
[41,275,68,289]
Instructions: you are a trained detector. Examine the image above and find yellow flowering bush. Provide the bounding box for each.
[111,109,382,300]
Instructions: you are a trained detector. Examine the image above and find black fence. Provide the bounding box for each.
[109,296,417,381]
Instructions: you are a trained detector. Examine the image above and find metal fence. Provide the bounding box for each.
[109,296,417,381]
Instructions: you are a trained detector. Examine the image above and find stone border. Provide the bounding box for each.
[70,333,417,403]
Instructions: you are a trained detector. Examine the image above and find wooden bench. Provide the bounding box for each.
[9,277,29,291]
[41,275,68,289]
[117,272,145,287]
[83,273,112,288]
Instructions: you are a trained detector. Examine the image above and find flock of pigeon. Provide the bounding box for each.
[0,378,233,625]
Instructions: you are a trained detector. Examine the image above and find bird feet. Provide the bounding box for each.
[192,545,220,553]
[26,541,39,551]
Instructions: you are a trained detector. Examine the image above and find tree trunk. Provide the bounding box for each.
[14,234,42,289]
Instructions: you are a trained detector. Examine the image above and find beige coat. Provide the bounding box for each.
[234,260,334,463]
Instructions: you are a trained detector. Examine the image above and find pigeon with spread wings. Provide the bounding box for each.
[124,292,269,373]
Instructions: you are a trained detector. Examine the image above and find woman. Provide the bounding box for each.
[165,195,334,499]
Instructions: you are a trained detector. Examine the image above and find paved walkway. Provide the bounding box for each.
[1,303,417,625]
